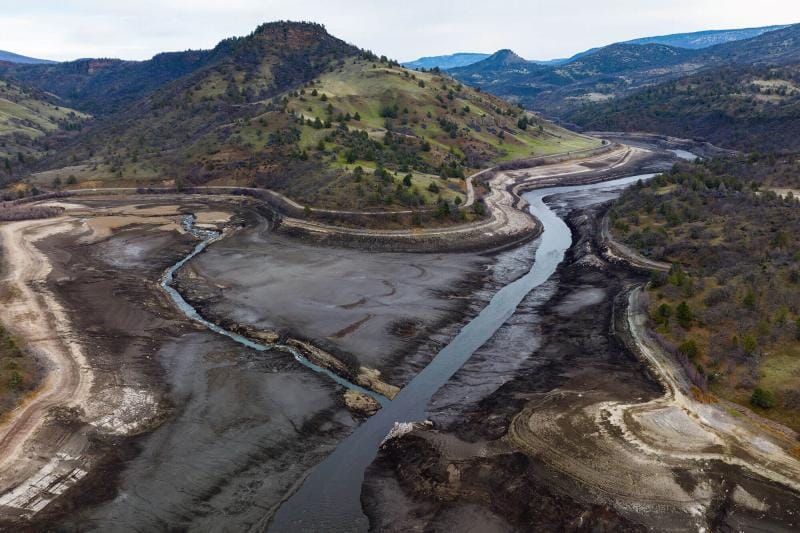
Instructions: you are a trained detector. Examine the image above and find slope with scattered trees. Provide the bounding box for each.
[8,21,597,214]
[610,157,800,429]
[449,24,800,117]
[0,323,40,417]
[0,79,89,186]
[567,64,800,152]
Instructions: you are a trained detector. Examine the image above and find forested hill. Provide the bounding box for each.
[0,21,357,115]
[448,23,800,117]
[610,157,800,430]
[0,21,597,211]
[565,64,800,152]
[0,79,89,180]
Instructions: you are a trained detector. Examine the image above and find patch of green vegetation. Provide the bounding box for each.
[0,79,89,182]
[0,322,39,417]
[37,48,596,214]
[567,64,800,152]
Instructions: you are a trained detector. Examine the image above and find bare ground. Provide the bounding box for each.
[364,193,800,532]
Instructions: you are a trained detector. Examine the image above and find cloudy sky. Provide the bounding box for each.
[2,0,800,62]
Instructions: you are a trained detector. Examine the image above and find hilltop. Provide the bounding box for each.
[403,24,789,71]
[3,22,596,211]
[402,53,490,70]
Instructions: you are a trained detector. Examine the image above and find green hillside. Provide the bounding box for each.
[26,23,597,210]
[0,79,88,175]
[611,158,800,429]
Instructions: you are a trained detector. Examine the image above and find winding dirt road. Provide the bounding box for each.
[0,218,94,502]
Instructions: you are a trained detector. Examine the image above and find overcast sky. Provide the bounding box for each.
[2,0,800,62]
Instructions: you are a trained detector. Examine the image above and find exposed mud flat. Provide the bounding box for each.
[0,194,540,530]
[0,199,199,528]
[363,194,800,531]
[60,332,359,531]
[173,207,499,389]
[0,197,364,530]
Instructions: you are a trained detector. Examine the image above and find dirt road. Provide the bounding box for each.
[0,217,94,507]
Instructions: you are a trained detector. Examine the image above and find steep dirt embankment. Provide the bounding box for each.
[0,199,210,522]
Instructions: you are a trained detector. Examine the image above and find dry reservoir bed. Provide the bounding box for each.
[0,195,509,530]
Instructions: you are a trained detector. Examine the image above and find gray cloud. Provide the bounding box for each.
[1,0,799,62]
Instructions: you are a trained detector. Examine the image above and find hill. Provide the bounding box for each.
[402,53,490,70]
[0,51,220,115]
[0,78,89,183]
[0,50,55,65]
[19,22,597,211]
[450,44,701,113]
[610,157,800,429]
[449,24,800,115]
[565,64,800,152]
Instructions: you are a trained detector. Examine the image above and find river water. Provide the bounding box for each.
[263,173,654,532]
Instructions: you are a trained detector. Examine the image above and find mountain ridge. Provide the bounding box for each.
[1,21,596,211]
[402,23,792,71]
[0,50,55,65]
[447,23,800,115]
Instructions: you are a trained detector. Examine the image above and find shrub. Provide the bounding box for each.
[676,301,693,329]
[750,387,776,409]
[677,339,700,360]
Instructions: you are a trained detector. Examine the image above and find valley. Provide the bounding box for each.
[0,14,799,533]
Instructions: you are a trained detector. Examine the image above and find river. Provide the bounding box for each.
[261,173,655,532]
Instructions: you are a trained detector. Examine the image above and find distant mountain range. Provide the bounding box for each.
[426,22,800,151]
[446,24,800,115]
[0,49,55,64]
[403,24,792,70]
[625,24,790,49]
[403,52,490,70]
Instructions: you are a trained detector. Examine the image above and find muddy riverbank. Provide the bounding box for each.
[172,205,514,390]
[363,192,800,531]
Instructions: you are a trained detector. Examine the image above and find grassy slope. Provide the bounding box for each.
[273,58,597,208]
[610,159,800,430]
[29,51,598,211]
[0,80,89,161]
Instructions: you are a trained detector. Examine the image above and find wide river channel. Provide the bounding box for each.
[166,173,655,532]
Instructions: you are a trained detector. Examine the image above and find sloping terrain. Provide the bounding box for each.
[449,24,800,115]
[0,51,220,115]
[6,22,596,211]
[402,24,788,71]
[610,158,800,430]
[566,64,800,151]
[0,79,88,180]
[402,53,490,70]
[0,50,54,65]
[626,24,790,49]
